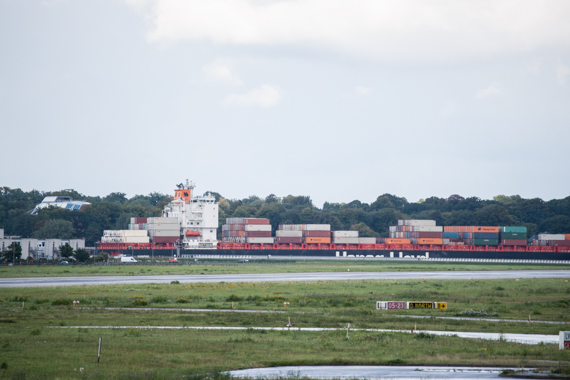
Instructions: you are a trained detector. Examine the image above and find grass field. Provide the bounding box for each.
[1,264,570,379]
[1,259,570,278]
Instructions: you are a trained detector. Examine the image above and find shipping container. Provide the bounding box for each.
[416,226,443,232]
[333,237,360,244]
[275,230,303,237]
[245,231,272,238]
[501,232,527,239]
[416,232,443,238]
[276,237,303,244]
[305,224,331,231]
[152,237,179,244]
[398,220,436,226]
[442,232,460,239]
[244,224,272,232]
[566,234,570,240]
[547,240,570,247]
[473,238,499,245]
[473,232,499,239]
[358,237,377,244]
[147,217,179,224]
[148,230,180,237]
[500,226,527,233]
[146,224,180,230]
[501,239,527,246]
[384,238,411,244]
[538,234,566,240]
[444,226,499,233]
[417,238,443,245]
[305,237,331,244]
[246,237,274,244]
[333,231,359,238]
[303,230,331,237]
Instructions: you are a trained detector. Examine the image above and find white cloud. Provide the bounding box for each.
[202,61,242,85]
[475,82,505,99]
[127,0,570,63]
[441,100,457,117]
[355,86,372,96]
[223,84,282,107]
[556,61,570,84]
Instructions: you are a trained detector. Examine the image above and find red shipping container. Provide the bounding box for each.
[548,240,570,247]
[243,218,270,225]
[276,237,303,244]
[417,232,443,238]
[245,231,272,237]
[153,237,179,244]
[303,231,331,237]
[135,217,147,224]
[501,239,527,246]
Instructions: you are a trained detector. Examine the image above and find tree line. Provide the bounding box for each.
[1,187,570,246]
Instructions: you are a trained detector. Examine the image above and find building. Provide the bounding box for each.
[0,230,85,260]
[29,196,91,215]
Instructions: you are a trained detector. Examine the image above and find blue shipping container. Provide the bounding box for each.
[473,232,499,239]
[443,232,460,238]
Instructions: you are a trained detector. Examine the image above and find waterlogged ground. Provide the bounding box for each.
[1,259,570,278]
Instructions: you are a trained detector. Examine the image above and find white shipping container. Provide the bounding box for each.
[148,230,180,237]
[538,234,566,241]
[333,231,359,238]
[147,217,179,224]
[244,224,272,232]
[122,230,148,237]
[334,237,359,244]
[305,224,331,231]
[358,237,377,244]
[123,237,150,244]
[246,237,274,244]
[279,224,304,231]
[146,224,180,230]
[415,226,443,232]
[389,226,397,232]
[276,230,303,237]
[399,220,436,226]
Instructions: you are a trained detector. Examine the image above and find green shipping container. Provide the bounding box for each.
[474,238,499,245]
[501,232,527,239]
[500,226,527,233]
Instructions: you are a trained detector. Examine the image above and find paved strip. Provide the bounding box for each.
[46,325,558,345]
[228,365,517,379]
[2,270,569,287]
[392,314,570,325]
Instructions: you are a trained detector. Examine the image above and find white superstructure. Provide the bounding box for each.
[162,180,218,249]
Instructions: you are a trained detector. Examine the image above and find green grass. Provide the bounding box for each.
[1,325,569,379]
[1,259,569,278]
[1,276,570,378]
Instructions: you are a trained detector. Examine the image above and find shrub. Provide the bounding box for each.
[454,309,498,317]
[51,298,72,306]
[151,296,168,304]
[34,298,49,304]
[9,296,28,302]
[131,297,148,306]
[414,332,435,339]
[171,280,180,284]
[30,329,41,336]
[176,298,190,304]
[226,294,242,302]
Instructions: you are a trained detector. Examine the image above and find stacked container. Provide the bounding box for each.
[391,220,443,244]
[279,224,331,244]
[443,226,499,245]
[333,231,359,244]
[129,217,147,231]
[500,226,527,246]
[101,230,149,244]
[147,217,180,244]
[222,218,273,244]
[535,234,570,247]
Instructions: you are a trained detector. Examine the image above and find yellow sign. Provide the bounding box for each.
[434,302,447,310]
[408,302,433,309]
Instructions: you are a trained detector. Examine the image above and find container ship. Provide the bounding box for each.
[96,182,570,261]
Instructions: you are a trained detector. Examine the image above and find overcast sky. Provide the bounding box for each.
[1,0,569,207]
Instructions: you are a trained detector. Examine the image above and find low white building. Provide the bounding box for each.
[0,230,85,260]
[29,196,91,215]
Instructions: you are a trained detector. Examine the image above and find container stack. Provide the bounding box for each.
[278,224,331,244]
[535,234,570,247]
[222,218,273,244]
[129,217,147,231]
[391,220,442,245]
[444,226,499,245]
[333,231,359,244]
[101,230,149,244]
[147,217,180,244]
[500,226,527,246]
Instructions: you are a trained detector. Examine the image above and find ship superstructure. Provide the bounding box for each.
[162,180,218,249]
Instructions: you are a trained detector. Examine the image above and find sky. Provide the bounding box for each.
[1,0,569,207]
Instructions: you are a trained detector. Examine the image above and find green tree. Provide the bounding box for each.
[350,222,379,237]
[2,242,22,263]
[32,219,75,239]
[59,243,74,259]
[539,215,570,234]
[74,248,90,262]
[96,252,109,262]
